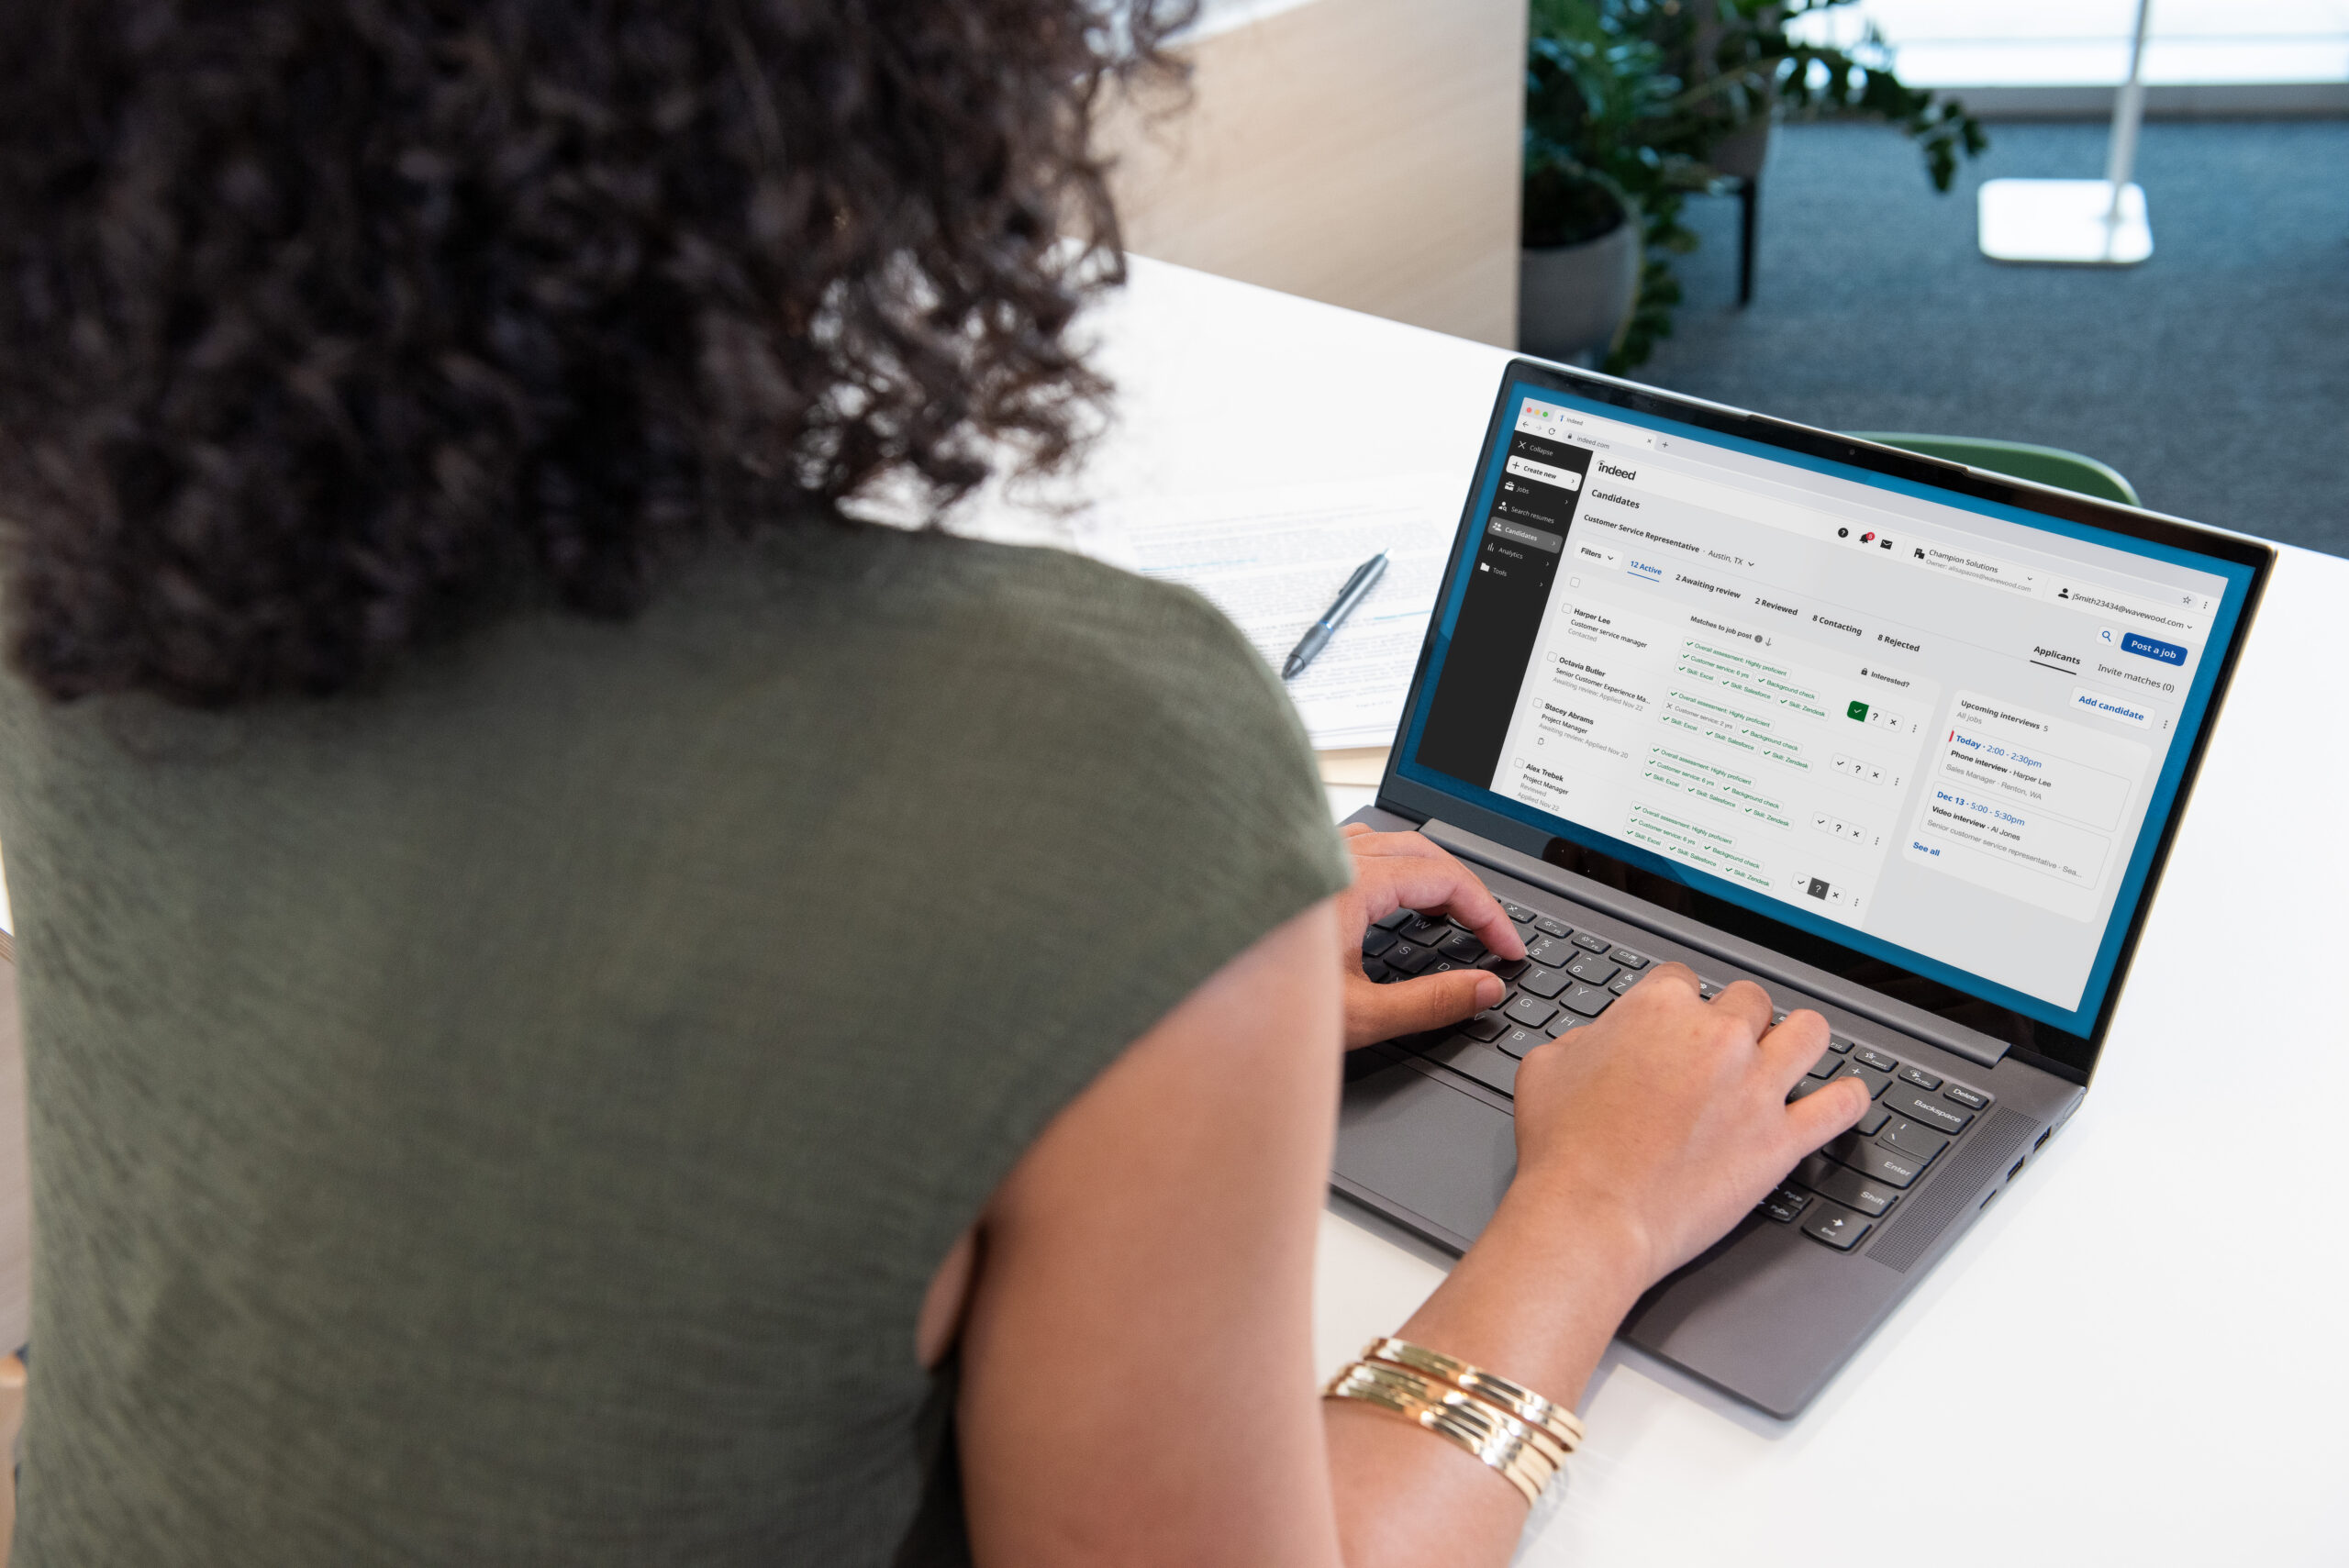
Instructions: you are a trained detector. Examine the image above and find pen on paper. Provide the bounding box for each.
[1284,551,1389,681]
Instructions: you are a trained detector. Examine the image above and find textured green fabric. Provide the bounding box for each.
[0,525,1349,1565]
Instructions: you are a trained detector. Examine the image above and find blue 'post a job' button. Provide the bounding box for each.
[2120,631,2187,665]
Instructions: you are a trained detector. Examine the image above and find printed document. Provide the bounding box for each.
[1074,475,1461,749]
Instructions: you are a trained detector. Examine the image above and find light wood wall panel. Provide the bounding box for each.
[1101,0,1527,349]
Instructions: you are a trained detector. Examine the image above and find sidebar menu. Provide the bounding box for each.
[1414,432,1596,785]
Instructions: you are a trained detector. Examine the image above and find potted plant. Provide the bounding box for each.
[1521,0,1988,373]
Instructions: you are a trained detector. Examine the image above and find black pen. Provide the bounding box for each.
[1282,551,1388,680]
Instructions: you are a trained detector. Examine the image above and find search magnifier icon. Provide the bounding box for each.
[2099,627,2116,644]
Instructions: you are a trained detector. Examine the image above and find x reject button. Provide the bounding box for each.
[2119,630,2187,665]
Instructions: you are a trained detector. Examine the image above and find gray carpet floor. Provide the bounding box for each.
[1634,119,2348,558]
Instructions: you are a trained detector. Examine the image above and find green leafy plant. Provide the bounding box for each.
[1524,0,1988,371]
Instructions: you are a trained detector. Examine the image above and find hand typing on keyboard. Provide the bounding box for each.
[1333,826,1869,1284]
[1334,825,1525,1050]
[1508,970,1872,1287]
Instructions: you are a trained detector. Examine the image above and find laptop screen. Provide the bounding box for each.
[1392,373,2266,1078]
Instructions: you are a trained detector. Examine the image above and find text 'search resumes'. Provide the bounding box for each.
[1409,392,2237,1027]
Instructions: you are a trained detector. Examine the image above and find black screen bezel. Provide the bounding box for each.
[1378,359,2276,1084]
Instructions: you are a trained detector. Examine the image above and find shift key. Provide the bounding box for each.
[1794,1152,1901,1218]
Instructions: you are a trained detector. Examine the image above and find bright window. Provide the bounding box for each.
[1787,0,2349,86]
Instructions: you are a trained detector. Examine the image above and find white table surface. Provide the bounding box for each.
[977,256,2349,1565]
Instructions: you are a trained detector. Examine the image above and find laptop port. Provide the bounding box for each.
[2033,1128,2052,1151]
[1979,1187,2001,1209]
[2008,1157,2027,1181]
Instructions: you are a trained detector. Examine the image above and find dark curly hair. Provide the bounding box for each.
[0,0,1192,705]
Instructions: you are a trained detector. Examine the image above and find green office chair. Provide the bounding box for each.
[1847,433,2140,508]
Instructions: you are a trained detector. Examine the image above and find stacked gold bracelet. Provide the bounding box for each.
[1322,1337,1585,1505]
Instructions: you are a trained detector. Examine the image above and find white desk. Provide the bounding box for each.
[985,257,2349,1565]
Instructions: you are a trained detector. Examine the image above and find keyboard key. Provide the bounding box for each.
[1610,948,1650,969]
[1898,1065,1943,1092]
[1546,1013,1593,1037]
[1878,1118,1951,1162]
[1362,927,1399,959]
[1793,1153,1900,1218]
[1566,953,1620,988]
[1375,909,1414,931]
[1386,940,1437,975]
[1787,1076,1832,1103]
[1423,959,1464,976]
[1437,931,1486,963]
[1571,930,1611,952]
[1801,1202,1874,1251]
[1822,1133,1925,1189]
[1698,981,1723,998]
[1807,1050,1840,1079]
[1496,1026,1545,1058]
[1524,934,1575,967]
[1500,900,1537,925]
[1854,1105,1889,1137]
[1363,958,1393,984]
[1826,1034,1854,1055]
[1478,955,1531,979]
[1944,1084,1991,1112]
[1505,995,1559,1029]
[1517,963,1570,999]
[1608,972,1639,995]
[1561,984,1614,1018]
[1400,915,1450,947]
[1888,1092,1971,1134]
[1773,1010,1788,1026]
[1460,1011,1509,1043]
[1853,1045,1900,1073]
[1424,1035,1519,1097]
[1822,1061,1893,1099]
[1758,1186,1811,1224]
[1533,917,1572,939]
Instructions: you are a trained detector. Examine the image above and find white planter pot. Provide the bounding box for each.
[1518,217,1641,367]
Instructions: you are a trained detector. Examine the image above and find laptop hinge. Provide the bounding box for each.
[1419,817,2010,1071]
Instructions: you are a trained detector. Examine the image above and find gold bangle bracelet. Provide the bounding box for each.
[1363,1337,1586,1453]
[1336,1360,1569,1470]
[1323,1362,1558,1504]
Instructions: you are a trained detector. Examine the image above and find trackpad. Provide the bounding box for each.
[1334,1062,1517,1251]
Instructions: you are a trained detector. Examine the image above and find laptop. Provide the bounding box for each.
[1334,359,2273,1419]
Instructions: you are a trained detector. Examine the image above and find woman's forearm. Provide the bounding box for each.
[1323,1176,1651,1568]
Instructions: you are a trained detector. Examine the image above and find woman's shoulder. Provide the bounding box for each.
[728,526,1308,774]
[814,527,1346,887]
[942,536,1276,698]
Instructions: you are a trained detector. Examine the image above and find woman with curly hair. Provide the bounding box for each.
[0,2,1863,1563]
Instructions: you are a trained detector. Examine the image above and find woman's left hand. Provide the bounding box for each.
[1332,825,1526,1049]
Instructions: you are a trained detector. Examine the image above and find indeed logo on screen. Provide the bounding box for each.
[1596,460,1639,481]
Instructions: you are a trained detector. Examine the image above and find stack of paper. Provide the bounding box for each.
[1074,474,1462,751]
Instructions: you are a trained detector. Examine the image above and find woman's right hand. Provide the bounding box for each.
[1325,960,1869,1568]
[1507,964,1869,1293]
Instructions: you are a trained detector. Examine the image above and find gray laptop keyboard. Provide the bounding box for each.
[1361,897,1998,1254]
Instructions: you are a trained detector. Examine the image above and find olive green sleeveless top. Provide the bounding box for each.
[0,525,1347,1565]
